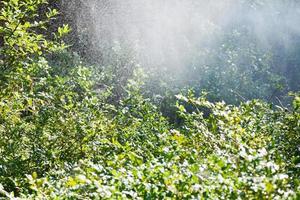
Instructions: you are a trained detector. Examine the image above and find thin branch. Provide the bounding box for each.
[230,89,246,101]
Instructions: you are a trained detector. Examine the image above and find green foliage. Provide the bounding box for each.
[0,1,299,199]
[6,92,298,199]
[0,0,107,193]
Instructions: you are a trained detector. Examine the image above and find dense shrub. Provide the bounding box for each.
[4,91,298,199]
[0,0,299,199]
[0,0,109,193]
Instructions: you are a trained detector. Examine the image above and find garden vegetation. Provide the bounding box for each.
[0,0,299,199]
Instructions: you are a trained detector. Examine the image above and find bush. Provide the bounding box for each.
[6,92,298,199]
[0,0,108,193]
[0,1,299,199]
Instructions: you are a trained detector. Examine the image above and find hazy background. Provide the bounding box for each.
[62,0,300,102]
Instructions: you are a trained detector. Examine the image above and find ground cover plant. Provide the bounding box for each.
[0,0,299,199]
